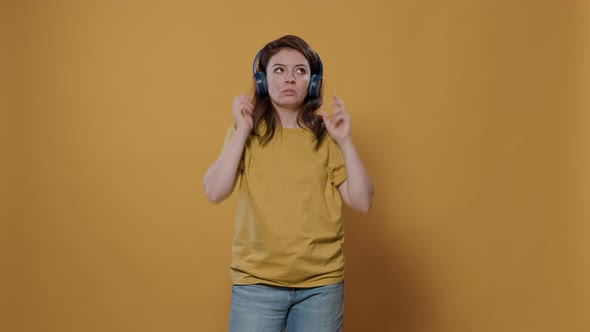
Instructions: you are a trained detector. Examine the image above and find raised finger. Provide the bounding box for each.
[241,101,254,111]
[241,107,253,116]
[331,99,345,109]
[332,107,345,115]
[333,113,345,124]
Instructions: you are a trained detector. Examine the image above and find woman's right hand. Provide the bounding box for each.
[232,94,254,134]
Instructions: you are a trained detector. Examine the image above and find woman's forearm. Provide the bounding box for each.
[339,139,374,212]
[204,129,249,204]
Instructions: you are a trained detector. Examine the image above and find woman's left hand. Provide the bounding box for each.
[322,94,352,145]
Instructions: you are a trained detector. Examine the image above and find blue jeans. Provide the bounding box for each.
[229,282,344,332]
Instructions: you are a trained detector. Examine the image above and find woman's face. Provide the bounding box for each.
[265,48,311,112]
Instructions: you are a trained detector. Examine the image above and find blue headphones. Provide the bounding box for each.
[252,49,323,97]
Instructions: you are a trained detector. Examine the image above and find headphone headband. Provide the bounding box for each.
[252,50,263,75]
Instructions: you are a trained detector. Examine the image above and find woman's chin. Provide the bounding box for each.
[271,100,304,112]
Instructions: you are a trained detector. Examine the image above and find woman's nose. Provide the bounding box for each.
[285,73,295,83]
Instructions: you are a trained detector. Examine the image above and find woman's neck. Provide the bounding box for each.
[274,107,301,128]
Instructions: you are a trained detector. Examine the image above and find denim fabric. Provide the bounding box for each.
[229,282,344,332]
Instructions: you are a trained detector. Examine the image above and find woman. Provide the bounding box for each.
[204,35,373,332]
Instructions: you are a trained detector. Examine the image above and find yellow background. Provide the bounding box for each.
[2,1,589,331]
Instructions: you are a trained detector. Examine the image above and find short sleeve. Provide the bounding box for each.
[221,124,245,172]
[328,138,347,187]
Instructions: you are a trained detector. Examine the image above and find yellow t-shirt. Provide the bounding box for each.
[222,124,347,288]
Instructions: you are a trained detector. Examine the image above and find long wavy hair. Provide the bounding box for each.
[252,35,327,150]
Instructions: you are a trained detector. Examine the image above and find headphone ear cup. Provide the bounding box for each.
[254,71,267,95]
[308,74,321,97]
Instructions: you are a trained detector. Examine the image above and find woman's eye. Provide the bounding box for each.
[296,68,306,74]
[274,67,283,73]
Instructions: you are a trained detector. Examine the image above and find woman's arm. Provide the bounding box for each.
[204,94,254,204]
[203,127,249,203]
[322,94,374,213]
[336,140,373,213]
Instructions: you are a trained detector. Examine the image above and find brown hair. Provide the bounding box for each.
[252,35,327,150]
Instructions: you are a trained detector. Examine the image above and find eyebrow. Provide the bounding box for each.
[271,63,309,68]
